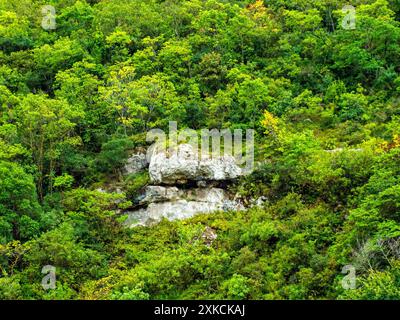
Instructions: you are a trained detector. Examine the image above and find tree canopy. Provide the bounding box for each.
[0,0,400,300]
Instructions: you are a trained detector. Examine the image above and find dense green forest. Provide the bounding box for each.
[1,0,400,300]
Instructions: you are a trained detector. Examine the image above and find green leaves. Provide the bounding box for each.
[0,0,399,300]
[0,10,32,52]
[221,274,251,299]
[16,93,84,198]
[0,160,40,243]
[94,137,134,173]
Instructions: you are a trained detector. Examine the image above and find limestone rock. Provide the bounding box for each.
[124,153,148,175]
[125,187,244,227]
[122,144,246,228]
[139,186,182,205]
[148,144,242,185]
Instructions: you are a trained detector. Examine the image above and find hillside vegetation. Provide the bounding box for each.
[1,0,400,299]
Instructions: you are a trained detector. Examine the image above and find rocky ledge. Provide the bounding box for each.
[148,144,242,185]
[123,144,244,227]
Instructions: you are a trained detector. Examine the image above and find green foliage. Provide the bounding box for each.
[0,0,400,300]
[124,171,149,199]
[339,262,400,300]
[93,137,134,174]
[0,161,41,244]
[221,274,251,299]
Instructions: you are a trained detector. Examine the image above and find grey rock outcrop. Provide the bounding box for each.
[123,143,244,228]
[124,153,148,175]
[148,144,242,185]
[125,186,244,227]
[139,186,182,205]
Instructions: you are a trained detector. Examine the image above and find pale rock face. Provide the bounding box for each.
[145,143,158,164]
[148,144,242,185]
[139,186,182,205]
[125,186,244,227]
[123,144,245,228]
[124,153,148,175]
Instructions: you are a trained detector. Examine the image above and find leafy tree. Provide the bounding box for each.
[16,94,84,198]
[0,160,41,243]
